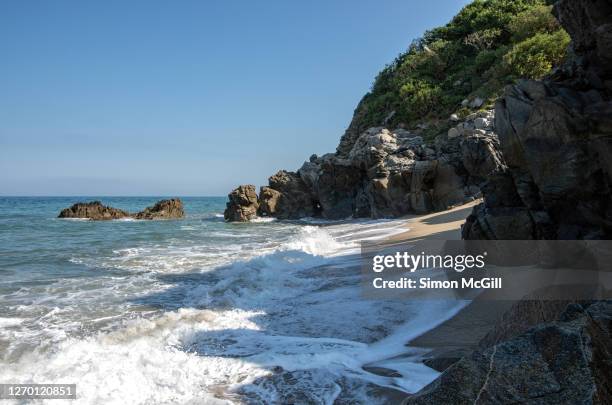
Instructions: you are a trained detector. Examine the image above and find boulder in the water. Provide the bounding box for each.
[133,198,184,220]
[58,201,130,220]
[58,199,185,220]
[224,185,259,222]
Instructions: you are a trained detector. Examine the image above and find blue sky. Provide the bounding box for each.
[0,0,469,196]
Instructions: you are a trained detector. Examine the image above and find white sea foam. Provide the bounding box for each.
[284,225,345,256]
[1,213,466,404]
[0,317,25,327]
[2,309,266,404]
[250,216,277,223]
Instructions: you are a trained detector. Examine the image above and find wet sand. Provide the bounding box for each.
[388,201,514,371]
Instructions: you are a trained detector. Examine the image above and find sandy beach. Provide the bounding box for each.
[392,200,481,242]
[388,200,515,371]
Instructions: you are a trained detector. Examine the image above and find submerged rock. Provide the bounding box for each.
[58,201,130,220]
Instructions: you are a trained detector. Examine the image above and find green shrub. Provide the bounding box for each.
[508,4,560,42]
[350,0,569,132]
[464,28,502,51]
[504,30,570,79]
[426,0,545,42]
[399,79,443,118]
[474,49,498,73]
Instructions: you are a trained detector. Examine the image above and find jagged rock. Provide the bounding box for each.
[226,82,500,222]
[58,201,130,220]
[227,111,501,221]
[403,301,612,405]
[224,185,259,222]
[463,0,612,240]
[460,134,505,182]
[133,199,184,220]
[59,199,185,221]
[257,187,281,217]
[314,156,363,219]
[348,127,397,169]
[259,171,317,219]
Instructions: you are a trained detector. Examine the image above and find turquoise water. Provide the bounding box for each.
[0,197,464,404]
[1,197,226,284]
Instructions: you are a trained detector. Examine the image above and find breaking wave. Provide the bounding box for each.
[0,197,465,404]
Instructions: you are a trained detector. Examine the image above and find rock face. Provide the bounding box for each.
[226,111,502,221]
[133,199,184,220]
[58,201,130,220]
[403,301,612,404]
[408,2,612,403]
[224,185,259,222]
[259,170,317,219]
[463,0,612,240]
[477,298,589,350]
[58,199,185,220]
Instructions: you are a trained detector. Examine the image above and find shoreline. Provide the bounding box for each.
[391,199,481,242]
[382,200,514,373]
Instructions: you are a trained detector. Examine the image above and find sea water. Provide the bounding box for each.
[0,197,465,404]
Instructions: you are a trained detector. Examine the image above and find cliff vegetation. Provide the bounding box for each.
[339,0,569,150]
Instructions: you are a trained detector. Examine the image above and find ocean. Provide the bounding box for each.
[0,197,465,404]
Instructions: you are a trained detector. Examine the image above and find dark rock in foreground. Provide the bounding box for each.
[58,201,130,220]
[224,185,259,222]
[403,301,612,405]
[133,198,184,220]
[58,199,184,220]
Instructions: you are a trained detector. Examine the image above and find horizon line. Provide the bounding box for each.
[0,195,227,198]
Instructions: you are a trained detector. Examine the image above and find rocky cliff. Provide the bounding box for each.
[224,0,576,223]
[406,1,612,403]
[463,0,612,240]
[225,111,502,221]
